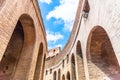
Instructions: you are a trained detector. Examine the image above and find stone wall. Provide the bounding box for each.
[0,0,47,80]
[44,0,120,80]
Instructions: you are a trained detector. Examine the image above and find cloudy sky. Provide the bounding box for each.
[38,0,79,50]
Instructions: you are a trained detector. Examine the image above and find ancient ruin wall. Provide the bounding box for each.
[0,0,47,80]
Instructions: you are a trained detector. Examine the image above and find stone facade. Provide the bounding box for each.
[44,0,120,80]
[0,0,47,80]
[0,0,120,80]
[46,47,61,59]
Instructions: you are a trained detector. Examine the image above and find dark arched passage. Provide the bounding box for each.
[76,41,85,80]
[76,41,83,58]
[41,54,46,80]
[58,69,61,80]
[67,71,70,80]
[87,26,120,80]
[0,21,24,80]
[53,71,57,80]
[62,75,65,80]
[71,54,76,80]
[0,14,36,80]
[33,43,44,80]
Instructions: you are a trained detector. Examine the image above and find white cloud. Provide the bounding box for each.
[46,0,79,31]
[46,30,64,43]
[39,0,52,4]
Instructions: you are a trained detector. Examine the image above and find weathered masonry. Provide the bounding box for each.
[44,0,120,80]
[0,0,47,80]
[0,0,120,80]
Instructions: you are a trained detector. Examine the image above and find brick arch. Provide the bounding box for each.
[41,53,46,80]
[62,75,65,80]
[76,41,85,80]
[0,20,24,80]
[33,42,44,80]
[76,41,83,58]
[53,71,57,80]
[87,26,120,80]
[71,54,76,80]
[58,69,61,80]
[66,71,70,80]
[0,14,36,80]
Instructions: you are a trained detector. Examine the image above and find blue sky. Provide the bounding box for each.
[38,0,79,50]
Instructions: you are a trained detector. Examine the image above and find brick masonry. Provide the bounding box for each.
[44,0,120,80]
[0,0,47,80]
[0,0,120,80]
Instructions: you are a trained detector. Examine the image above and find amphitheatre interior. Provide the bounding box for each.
[0,0,120,80]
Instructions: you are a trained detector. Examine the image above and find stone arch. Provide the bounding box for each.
[76,41,85,80]
[87,26,120,80]
[46,70,48,75]
[0,14,36,80]
[62,75,65,80]
[71,54,76,80]
[41,53,46,79]
[62,60,65,68]
[50,68,52,74]
[67,54,69,63]
[33,43,44,80]
[67,71,70,80]
[76,41,83,58]
[58,69,61,80]
[53,71,57,80]
[83,0,90,13]
[83,0,90,19]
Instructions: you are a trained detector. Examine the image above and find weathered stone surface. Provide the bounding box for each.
[0,0,120,80]
[44,0,120,80]
[0,0,47,80]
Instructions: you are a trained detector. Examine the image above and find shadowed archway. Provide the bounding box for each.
[67,71,70,80]
[53,71,57,80]
[71,54,76,80]
[0,14,36,80]
[87,26,120,80]
[58,69,61,80]
[76,41,85,80]
[62,75,65,80]
[33,43,44,80]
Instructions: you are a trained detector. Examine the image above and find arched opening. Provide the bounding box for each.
[67,72,70,80]
[41,54,46,80]
[67,54,69,63]
[53,71,57,80]
[71,54,76,80]
[58,69,61,80]
[50,68,52,74]
[46,70,48,75]
[62,60,65,68]
[83,0,90,19]
[33,43,44,80]
[83,0,90,13]
[76,41,85,80]
[62,75,65,80]
[0,14,36,80]
[0,21,24,79]
[87,26,120,80]
[76,41,83,58]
